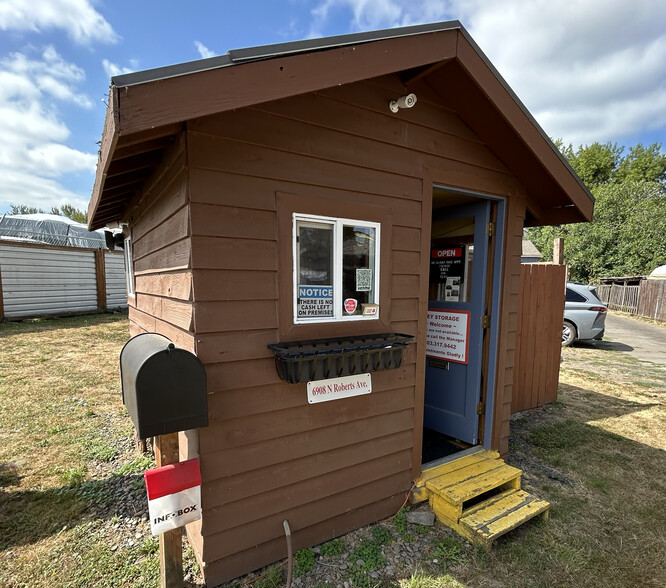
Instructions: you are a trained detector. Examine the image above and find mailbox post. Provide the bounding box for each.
[155,433,183,588]
[120,333,208,588]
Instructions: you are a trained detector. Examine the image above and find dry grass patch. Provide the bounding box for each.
[2,314,665,588]
[0,314,202,587]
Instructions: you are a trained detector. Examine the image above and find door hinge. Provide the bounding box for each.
[476,402,485,415]
[481,314,490,328]
[487,222,494,237]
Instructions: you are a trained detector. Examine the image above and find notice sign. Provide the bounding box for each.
[144,458,202,537]
[298,285,333,318]
[426,309,471,364]
[307,373,372,404]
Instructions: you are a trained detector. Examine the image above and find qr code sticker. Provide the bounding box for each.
[356,268,372,292]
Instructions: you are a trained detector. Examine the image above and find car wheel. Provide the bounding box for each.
[562,321,577,347]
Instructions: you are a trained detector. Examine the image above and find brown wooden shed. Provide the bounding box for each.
[88,21,593,585]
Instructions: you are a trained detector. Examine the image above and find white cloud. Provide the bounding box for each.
[307,0,666,147]
[0,48,96,212]
[462,0,666,146]
[194,41,215,59]
[102,59,133,78]
[0,0,118,45]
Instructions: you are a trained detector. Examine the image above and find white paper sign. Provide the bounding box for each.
[148,485,202,536]
[426,309,470,364]
[355,268,373,291]
[307,373,372,403]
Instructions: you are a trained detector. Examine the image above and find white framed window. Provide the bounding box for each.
[293,213,380,323]
[123,235,135,298]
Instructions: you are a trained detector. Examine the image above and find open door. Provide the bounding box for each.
[424,196,494,455]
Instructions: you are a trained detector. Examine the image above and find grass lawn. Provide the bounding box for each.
[0,313,198,588]
[1,314,665,587]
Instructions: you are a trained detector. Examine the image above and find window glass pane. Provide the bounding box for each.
[565,288,587,303]
[429,216,474,303]
[342,224,376,315]
[297,222,334,318]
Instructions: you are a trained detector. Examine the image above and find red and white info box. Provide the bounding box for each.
[144,457,202,536]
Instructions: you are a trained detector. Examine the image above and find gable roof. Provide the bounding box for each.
[87,21,593,230]
[521,239,544,260]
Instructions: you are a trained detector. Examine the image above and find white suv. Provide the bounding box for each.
[562,283,607,346]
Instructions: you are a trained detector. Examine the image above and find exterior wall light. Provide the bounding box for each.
[389,93,417,113]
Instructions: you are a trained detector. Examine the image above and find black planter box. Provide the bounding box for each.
[268,333,414,384]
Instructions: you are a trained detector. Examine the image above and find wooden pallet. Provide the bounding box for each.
[414,449,549,550]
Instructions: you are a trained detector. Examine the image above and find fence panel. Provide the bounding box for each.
[637,280,666,322]
[513,264,566,413]
[606,284,640,313]
[105,251,128,308]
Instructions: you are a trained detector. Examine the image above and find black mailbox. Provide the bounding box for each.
[120,333,208,439]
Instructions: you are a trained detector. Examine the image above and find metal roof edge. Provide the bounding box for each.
[455,26,594,207]
[228,20,462,62]
[111,20,462,88]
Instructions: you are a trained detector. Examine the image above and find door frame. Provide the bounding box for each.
[421,183,506,460]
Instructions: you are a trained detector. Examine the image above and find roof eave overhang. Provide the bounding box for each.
[88,22,594,230]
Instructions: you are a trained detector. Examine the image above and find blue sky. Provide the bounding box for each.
[0,0,665,217]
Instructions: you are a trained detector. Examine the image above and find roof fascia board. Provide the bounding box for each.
[455,28,594,218]
[87,86,119,230]
[111,21,462,88]
[113,30,458,136]
[228,21,462,63]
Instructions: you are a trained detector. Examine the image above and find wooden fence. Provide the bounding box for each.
[597,281,666,321]
[596,284,640,313]
[0,240,127,320]
[637,280,666,322]
[513,263,566,414]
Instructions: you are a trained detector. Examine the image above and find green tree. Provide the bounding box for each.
[615,143,666,184]
[9,204,44,215]
[58,204,87,223]
[558,141,623,187]
[9,203,87,223]
[526,142,666,282]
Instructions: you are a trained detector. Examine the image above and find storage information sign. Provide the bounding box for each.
[426,309,470,364]
[297,285,333,318]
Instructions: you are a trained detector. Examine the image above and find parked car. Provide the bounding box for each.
[562,282,607,346]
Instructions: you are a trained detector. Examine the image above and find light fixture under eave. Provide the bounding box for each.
[389,93,417,113]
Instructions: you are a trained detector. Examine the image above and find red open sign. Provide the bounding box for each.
[432,248,463,258]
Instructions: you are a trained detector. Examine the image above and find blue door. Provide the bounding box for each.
[424,200,491,445]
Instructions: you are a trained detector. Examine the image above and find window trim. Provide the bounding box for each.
[292,212,380,324]
[123,235,135,298]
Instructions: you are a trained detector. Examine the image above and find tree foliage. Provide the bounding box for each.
[526,142,666,282]
[9,203,86,224]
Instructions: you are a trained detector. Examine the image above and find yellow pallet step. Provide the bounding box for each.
[458,488,550,550]
[413,449,501,503]
[427,461,522,509]
[417,449,500,488]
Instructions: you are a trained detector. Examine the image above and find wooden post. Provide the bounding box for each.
[94,248,107,312]
[553,238,564,265]
[0,259,4,320]
[154,433,183,588]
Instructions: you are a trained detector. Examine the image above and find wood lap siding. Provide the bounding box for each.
[186,73,523,583]
[123,140,201,553]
